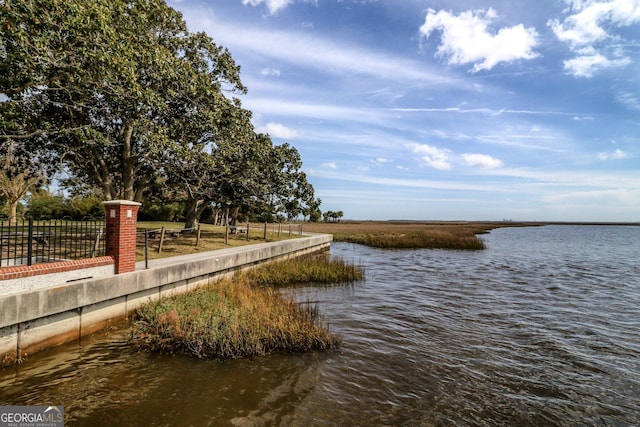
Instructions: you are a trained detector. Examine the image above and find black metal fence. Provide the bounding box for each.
[0,217,105,268]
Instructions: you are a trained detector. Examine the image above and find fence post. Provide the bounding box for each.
[103,200,141,274]
[27,218,34,266]
[158,227,166,253]
[144,229,149,269]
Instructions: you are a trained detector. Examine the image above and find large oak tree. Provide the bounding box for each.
[1,0,245,201]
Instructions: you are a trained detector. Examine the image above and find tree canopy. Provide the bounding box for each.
[1,0,323,224]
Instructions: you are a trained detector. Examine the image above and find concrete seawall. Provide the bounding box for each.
[0,234,332,362]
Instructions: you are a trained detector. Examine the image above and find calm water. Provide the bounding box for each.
[1,225,639,426]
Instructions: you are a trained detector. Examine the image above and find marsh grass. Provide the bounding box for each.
[130,256,362,359]
[132,279,338,359]
[341,230,486,250]
[299,221,516,250]
[237,254,364,286]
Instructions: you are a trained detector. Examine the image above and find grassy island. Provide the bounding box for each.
[131,256,363,359]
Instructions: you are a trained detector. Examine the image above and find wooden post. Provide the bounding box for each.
[246,222,250,241]
[224,205,229,245]
[196,224,201,246]
[144,229,149,269]
[263,222,267,240]
[158,227,165,253]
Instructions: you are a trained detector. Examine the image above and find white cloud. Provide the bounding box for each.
[260,67,281,77]
[258,122,299,139]
[184,11,455,86]
[563,52,631,77]
[321,161,338,170]
[598,149,627,160]
[461,153,504,169]
[407,143,452,171]
[242,0,294,15]
[419,8,539,72]
[549,0,640,77]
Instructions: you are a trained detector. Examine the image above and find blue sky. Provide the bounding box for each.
[170,0,639,222]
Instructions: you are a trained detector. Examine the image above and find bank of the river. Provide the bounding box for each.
[0,234,333,366]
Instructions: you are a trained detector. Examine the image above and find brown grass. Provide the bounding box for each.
[131,276,341,359]
[301,221,530,250]
[236,253,364,286]
[136,222,302,261]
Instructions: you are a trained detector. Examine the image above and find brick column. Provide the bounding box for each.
[103,200,141,274]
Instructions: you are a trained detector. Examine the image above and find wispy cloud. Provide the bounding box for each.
[598,148,627,160]
[461,153,504,169]
[390,107,575,116]
[181,8,456,86]
[321,161,338,170]
[617,91,640,111]
[420,8,539,72]
[549,0,640,77]
[260,67,281,77]
[241,0,294,15]
[562,50,631,77]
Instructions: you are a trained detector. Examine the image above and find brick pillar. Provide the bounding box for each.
[103,200,141,274]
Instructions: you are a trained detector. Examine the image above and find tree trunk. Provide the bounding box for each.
[122,124,135,200]
[184,198,207,229]
[8,199,19,225]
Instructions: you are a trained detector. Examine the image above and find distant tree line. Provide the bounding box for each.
[323,211,344,223]
[0,0,328,227]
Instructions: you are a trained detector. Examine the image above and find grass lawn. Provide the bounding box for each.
[136,221,303,261]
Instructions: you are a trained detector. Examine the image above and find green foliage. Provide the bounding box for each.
[1,0,325,226]
[323,210,344,222]
[1,0,246,202]
[65,194,104,219]
[26,191,66,219]
[26,190,103,220]
[139,201,185,222]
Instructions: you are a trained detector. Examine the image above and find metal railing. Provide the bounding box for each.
[0,217,105,268]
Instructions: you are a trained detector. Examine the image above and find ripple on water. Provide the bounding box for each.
[1,226,639,426]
